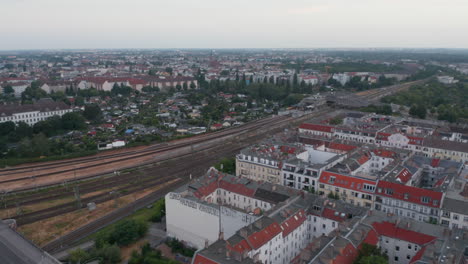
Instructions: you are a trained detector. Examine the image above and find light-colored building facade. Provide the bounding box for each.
[0,100,73,126]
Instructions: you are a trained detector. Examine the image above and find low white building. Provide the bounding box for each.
[0,99,72,126]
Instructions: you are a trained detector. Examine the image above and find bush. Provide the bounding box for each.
[109,219,148,246]
[98,244,121,264]
[68,248,90,264]
[166,238,196,257]
[150,199,166,222]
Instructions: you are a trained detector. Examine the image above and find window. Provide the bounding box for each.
[421,196,430,203]
[386,189,394,195]
[395,256,399,261]
[396,246,400,251]
[407,255,411,260]
[408,244,412,249]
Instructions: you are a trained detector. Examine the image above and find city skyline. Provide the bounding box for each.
[1,0,467,50]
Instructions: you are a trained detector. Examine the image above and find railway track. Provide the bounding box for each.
[2,109,326,253]
[0,115,285,175]
[0,115,293,191]
[13,142,239,225]
[356,78,430,102]
[42,178,187,254]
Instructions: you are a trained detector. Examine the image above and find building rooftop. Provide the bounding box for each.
[0,220,60,264]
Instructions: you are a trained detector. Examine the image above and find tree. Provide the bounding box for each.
[16,122,33,139]
[75,96,85,106]
[355,255,388,264]
[3,85,14,94]
[165,67,173,75]
[109,219,148,246]
[214,158,235,174]
[0,121,15,136]
[31,133,50,156]
[354,243,388,264]
[83,104,102,122]
[68,248,90,264]
[409,104,426,119]
[190,81,196,89]
[99,244,121,264]
[61,112,86,130]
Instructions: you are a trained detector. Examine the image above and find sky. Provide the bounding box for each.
[0,0,467,50]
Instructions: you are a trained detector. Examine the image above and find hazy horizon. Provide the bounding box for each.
[1,0,467,50]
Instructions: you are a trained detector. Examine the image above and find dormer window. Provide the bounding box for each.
[421,197,430,203]
[404,193,409,199]
[385,189,394,195]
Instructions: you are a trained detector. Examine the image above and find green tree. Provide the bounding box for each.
[68,248,90,264]
[31,133,50,156]
[99,244,121,264]
[214,157,236,174]
[83,104,102,122]
[0,121,15,136]
[16,122,33,139]
[3,85,14,94]
[354,243,388,264]
[61,112,86,130]
[355,255,388,264]
[74,96,85,106]
[109,219,148,246]
[409,104,426,119]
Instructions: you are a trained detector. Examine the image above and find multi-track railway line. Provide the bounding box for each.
[355,78,430,102]
[0,108,330,253]
[0,114,294,191]
[1,110,322,227]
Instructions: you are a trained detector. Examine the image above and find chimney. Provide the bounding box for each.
[254,219,263,230]
[205,239,209,248]
[240,228,248,238]
[368,210,373,216]
[219,231,224,240]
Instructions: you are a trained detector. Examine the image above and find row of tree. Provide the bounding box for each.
[381,81,468,122]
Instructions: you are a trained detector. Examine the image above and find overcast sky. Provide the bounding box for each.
[0,0,467,50]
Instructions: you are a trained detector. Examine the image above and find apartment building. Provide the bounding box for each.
[236,143,305,185]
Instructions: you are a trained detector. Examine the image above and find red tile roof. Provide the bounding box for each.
[333,242,358,264]
[372,221,436,245]
[396,168,412,184]
[376,181,443,208]
[281,209,307,237]
[248,222,282,249]
[431,158,440,168]
[319,171,377,194]
[280,145,297,154]
[299,123,334,133]
[410,246,427,263]
[192,254,219,264]
[408,136,424,145]
[327,142,357,152]
[228,238,252,253]
[361,228,379,246]
[219,180,256,198]
[376,132,391,141]
[372,149,396,158]
[357,153,370,165]
[321,208,348,222]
